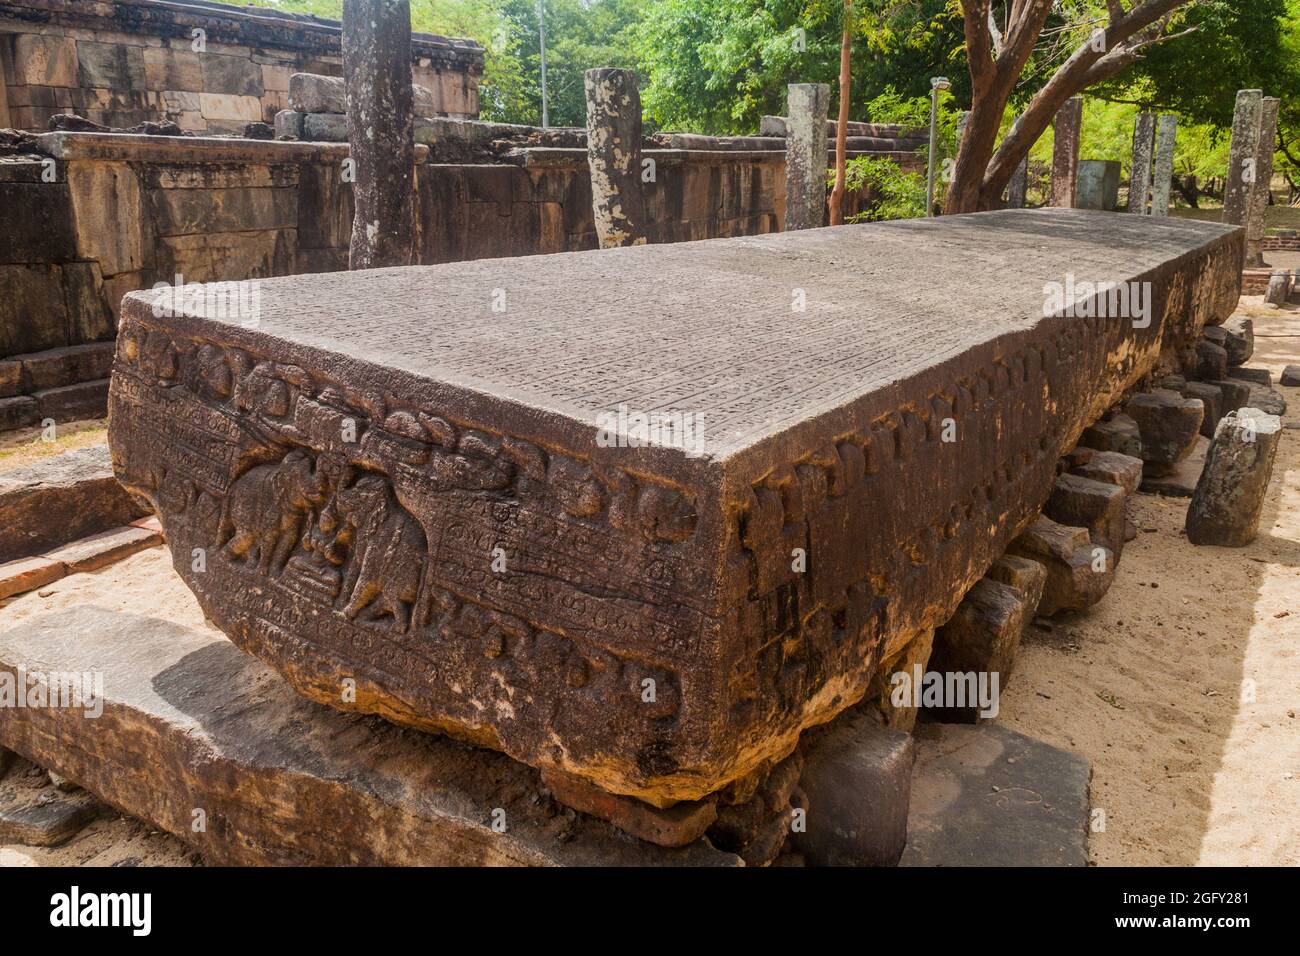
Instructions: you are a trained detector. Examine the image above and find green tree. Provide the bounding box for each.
[633,0,963,135]
[498,0,645,128]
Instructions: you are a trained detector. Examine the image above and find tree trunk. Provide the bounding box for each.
[1173,174,1200,209]
[946,0,1200,214]
[828,1,851,226]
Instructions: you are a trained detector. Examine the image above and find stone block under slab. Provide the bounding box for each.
[0,604,738,866]
[899,722,1090,866]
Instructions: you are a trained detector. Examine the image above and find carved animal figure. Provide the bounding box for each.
[216,450,326,574]
[334,475,426,631]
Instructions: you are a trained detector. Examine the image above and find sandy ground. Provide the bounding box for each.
[1000,298,1300,865]
[1,303,1298,867]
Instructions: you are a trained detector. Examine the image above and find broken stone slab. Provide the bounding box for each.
[0,445,150,563]
[1080,414,1142,458]
[1045,472,1127,558]
[707,752,802,865]
[1181,381,1223,439]
[301,111,348,142]
[0,556,65,602]
[1228,366,1272,387]
[43,525,162,574]
[1248,385,1288,417]
[541,769,716,847]
[1186,407,1283,547]
[274,109,304,140]
[1265,271,1291,306]
[929,571,1043,722]
[1208,378,1251,416]
[1193,339,1229,381]
[107,209,1242,805]
[865,630,936,734]
[0,604,738,866]
[289,72,435,116]
[1214,315,1254,366]
[1070,450,1143,495]
[1007,517,1114,617]
[789,713,914,867]
[1282,366,1300,388]
[1126,389,1203,476]
[0,791,102,847]
[1140,435,1208,498]
[899,723,1090,866]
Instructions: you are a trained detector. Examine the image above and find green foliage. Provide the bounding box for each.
[496,0,644,128]
[838,87,957,220]
[633,0,963,135]
[842,155,927,221]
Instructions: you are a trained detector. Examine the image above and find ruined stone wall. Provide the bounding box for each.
[0,133,807,370]
[0,0,481,134]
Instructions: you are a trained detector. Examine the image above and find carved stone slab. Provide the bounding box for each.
[108,209,1242,806]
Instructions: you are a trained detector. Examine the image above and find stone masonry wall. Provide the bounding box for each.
[1,133,806,359]
[0,128,910,431]
[0,0,481,134]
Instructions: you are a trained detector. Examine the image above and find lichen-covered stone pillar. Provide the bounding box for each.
[1244,97,1281,267]
[1050,97,1083,208]
[1150,115,1177,218]
[585,68,646,248]
[343,0,416,270]
[784,83,830,231]
[1186,408,1282,547]
[1128,112,1156,214]
[1223,89,1263,232]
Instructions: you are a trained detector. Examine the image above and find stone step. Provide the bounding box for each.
[0,597,737,866]
[0,444,149,562]
[899,723,1090,866]
[0,523,163,602]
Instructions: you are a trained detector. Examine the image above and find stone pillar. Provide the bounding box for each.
[956,110,970,151]
[342,0,416,270]
[1050,97,1083,207]
[1245,97,1280,266]
[1223,89,1263,229]
[784,83,830,231]
[1150,114,1177,217]
[584,68,646,248]
[1006,154,1029,209]
[1186,407,1282,547]
[1128,112,1156,214]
